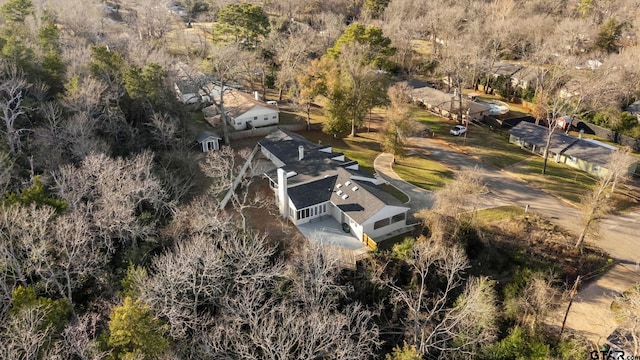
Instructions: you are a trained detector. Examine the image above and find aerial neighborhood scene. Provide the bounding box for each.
[2,0,640,358]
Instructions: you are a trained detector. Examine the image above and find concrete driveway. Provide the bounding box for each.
[374,135,640,345]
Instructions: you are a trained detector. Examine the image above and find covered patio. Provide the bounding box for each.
[296,215,367,251]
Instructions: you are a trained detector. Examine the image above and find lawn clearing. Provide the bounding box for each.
[393,154,454,190]
[446,127,533,168]
[300,130,383,174]
[475,206,526,224]
[510,156,598,205]
[414,108,532,168]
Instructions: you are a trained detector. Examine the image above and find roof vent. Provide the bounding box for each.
[341,194,349,200]
[337,190,343,195]
[345,181,351,186]
[352,186,359,191]
[336,183,342,188]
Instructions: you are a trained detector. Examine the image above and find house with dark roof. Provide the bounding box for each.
[509,122,638,177]
[259,130,410,248]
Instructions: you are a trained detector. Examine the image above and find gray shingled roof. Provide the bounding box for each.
[563,140,616,166]
[259,130,357,185]
[195,131,221,143]
[509,121,576,153]
[287,175,336,209]
[330,168,390,224]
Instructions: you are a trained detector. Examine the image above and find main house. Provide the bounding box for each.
[203,89,279,130]
[259,130,410,248]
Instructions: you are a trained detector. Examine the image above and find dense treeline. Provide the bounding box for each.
[0,0,639,358]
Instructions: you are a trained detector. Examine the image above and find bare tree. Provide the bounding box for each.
[50,313,108,360]
[418,169,484,242]
[60,77,110,117]
[531,60,582,175]
[611,284,640,356]
[0,63,30,156]
[199,146,268,231]
[53,152,170,250]
[377,237,496,358]
[146,112,179,150]
[139,229,279,339]
[382,82,417,162]
[575,148,635,249]
[505,271,560,334]
[36,213,107,304]
[0,204,56,292]
[0,306,51,360]
[167,196,236,241]
[193,242,380,359]
[263,25,314,100]
[0,152,12,194]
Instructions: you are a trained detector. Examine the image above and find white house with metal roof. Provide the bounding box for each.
[259,130,410,249]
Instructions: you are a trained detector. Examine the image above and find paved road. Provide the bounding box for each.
[374,135,640,345]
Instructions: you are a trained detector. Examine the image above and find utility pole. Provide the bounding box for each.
[560,275,580,337]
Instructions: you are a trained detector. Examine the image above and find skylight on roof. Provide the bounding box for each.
[345,181,351,186]
[352,186,359,191]
[336,183,342,188]
[341,194,349,199]
[337,190,343,195]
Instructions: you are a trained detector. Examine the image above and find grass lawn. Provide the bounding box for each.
[475,206,526,224]
[414,110,532,168]
[449,128,532,168]
[300,131,383,174]
[393,155,454,190]
[380,183,410,203]
[510,156,598,204]
[414,111,451,135]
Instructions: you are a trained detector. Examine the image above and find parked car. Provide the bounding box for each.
[450,125,467,136]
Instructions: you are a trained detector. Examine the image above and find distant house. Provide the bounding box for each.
[509,122,638,177]
[556,116,573,130]
[174,80,220,105]
[203,90,279,130]
[410,86,490,122]
[259,130,411,249]
[195,131,221,152]
[509,65,542,90]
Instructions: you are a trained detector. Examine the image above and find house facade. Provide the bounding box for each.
[260,130,410,249]
[203,90,279,130]
[410,86,490,122]
[509,122,638,177]
[195,131,221,152]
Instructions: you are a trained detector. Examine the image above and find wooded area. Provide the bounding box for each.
[0,0,639,358]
